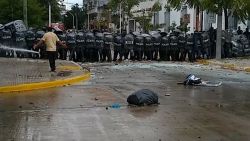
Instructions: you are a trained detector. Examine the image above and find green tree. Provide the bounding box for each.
[0,0,62,27]
[0,0,46,27]
[64,4,87,30]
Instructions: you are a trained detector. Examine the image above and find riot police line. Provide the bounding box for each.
[1,27,250,62]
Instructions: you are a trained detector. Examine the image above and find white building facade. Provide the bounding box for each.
[131,0,249,33]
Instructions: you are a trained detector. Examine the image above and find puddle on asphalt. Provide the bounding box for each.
[127,105,159,118]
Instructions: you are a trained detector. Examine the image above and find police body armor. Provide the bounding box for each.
[134,34,144,61]
[25,30,36,58]
[95,32,104,61]
[178,34,186,61]
[14,31,27,58]
[66,32,76,61]
[0,29,12,57]
[169,35,178,61]
[113,34,123,61]
[144,35,153,60]
[103,33,113,62]
[201,33,210,59]
[160,35,170,61]
[85,32,96,62]
[35,30,45,59]
[75,32,85,62]
[124,33,134,59]
[186,34,195,62]
[193,32,202,60]
[25,30,36,50]
[57,32,67,60]
[151,33,161,60]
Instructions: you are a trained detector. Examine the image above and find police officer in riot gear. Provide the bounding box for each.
[76,31,85,62]
[151,33,161,60]
[193,31,202,60]
[0,28,12,57]
[186,34,194,62]
[169,33,178,61]
[56,31,67,60]
[160,35,170,61]
[66,31,76,61]
[113,33,123,61]
[134,33,144,61]
[103,32,113,62]
[95,31,104,62]
[85,31,96,62]
[14,31,27,58]
[143,34,153,60]
[35,30,45,59]
[178,33,186,61]
[124,32,134,60]
[25,29,36,58]
[201,32,210,59]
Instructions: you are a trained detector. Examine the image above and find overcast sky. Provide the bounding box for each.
[64,0,83,10]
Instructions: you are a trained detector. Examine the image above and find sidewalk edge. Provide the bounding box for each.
[0,72,91,93]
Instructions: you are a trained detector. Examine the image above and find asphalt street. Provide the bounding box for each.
[0,61,250,141]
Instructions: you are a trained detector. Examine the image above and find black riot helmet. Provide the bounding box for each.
[35,30,45,40]
[151,33,161,47]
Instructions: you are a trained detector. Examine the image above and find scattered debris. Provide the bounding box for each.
[94,97,99,101]
[178,74,222,87]
[110,103,121,109]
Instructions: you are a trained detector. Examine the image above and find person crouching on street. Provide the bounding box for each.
[33,27,67,72]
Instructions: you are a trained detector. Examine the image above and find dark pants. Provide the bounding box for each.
[47,51,57,71]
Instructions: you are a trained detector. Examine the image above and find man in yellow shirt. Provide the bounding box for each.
[33,27,67,72]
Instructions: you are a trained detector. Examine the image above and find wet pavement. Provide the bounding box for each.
[0,61,250,141]
[0,57,86,87]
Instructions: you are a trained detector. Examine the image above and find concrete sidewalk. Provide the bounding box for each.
[197,58,250,73]
[0,57,90,92]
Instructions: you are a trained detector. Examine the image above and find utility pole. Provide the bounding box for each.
[75,13,78,30]
[23,0,28,27]
[49,2,52,27]
[119,2,122,33]
[68,11,75,29]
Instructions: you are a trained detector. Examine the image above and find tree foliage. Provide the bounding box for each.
[0,0,61,27]
[64,4,87,30]
[108,0,141,17]
[168,0,250,21]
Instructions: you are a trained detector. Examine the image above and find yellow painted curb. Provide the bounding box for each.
[57,65,82,71]
[245,67,250,72]
[197,59,210,65]
[0,72,91,93]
